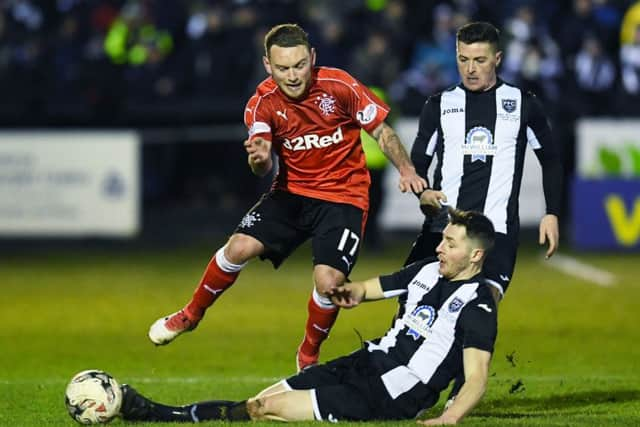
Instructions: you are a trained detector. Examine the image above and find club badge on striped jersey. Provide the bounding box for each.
[448,297,464,312]
[502,98,517,113]
[464,126,496,162]
[405,305,436,340]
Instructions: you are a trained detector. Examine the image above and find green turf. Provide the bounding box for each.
[1,240,639,426]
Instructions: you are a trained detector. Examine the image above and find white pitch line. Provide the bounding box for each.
[544,254,617,287]
[3,374,633,386]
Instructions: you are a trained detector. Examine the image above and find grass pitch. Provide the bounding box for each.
[1,239,639,426]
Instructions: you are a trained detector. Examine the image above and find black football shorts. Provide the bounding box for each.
[284,349,436,421]
[234,190,365,275]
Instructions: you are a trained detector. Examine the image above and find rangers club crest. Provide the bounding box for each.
[502,98,517,113]
[239,212,261,229]
[316,93,336,116]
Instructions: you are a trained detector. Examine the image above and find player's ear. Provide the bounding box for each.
[263,55,272,75]
[310,47,316,66]
[470,247,484,264]
[495,50,502,67]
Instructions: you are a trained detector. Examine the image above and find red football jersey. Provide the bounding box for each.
[244,67,389,212]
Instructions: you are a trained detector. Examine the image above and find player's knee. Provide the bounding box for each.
[246,398,263,420]
[226,234,263,263]
[313,266,345,295]
[246,396,278,421]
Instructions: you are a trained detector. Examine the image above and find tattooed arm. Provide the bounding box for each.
[371,122,427,193]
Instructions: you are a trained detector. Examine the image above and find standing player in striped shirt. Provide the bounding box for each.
[404,21,563,402]
[120,209,498,424]
[407,21,563,299]
[148,23,427,370]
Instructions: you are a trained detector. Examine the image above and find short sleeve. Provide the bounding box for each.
[331,71,389,134]
[379,258,435,294]
[244,93,273,141]
[459,295,497,353]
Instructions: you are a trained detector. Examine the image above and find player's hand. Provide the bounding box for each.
[244,137,272,176]
[539,214,559,259]
[244,137,271,163]
[417,415,457,425]
[328,284,363,308]
[420,190,447,216]
[398,167,428,194]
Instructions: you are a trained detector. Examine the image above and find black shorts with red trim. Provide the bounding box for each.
[235,190,365,276]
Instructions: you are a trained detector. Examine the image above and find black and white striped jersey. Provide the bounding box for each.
[366,258,497,400]
[410,79,563,235]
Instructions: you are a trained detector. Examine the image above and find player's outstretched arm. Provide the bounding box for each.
[539,214,559,259]
[329,277,384,308]
[244,137,273,177]
[418,347,491,425]
[371,122,427,194]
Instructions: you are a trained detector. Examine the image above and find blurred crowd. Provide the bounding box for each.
[1,0,639,128]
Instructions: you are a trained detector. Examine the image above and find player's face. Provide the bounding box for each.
[436,224,474,280]
[264,45,315,100]
[456,41,502,92]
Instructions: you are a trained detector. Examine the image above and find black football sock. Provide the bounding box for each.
[122,400,193,422]
[189,400,250,421]
[120,385,193,422]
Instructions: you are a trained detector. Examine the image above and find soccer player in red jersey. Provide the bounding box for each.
[149,23,426,370]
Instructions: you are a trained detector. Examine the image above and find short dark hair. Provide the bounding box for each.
[264,23,310,57]
[456,21,500,51]
[448,207,495,252]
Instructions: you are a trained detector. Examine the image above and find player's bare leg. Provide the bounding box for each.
[148,234,263,345]
[297,265,344,370]
[247,390,315,421]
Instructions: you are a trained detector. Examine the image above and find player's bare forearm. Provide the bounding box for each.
[361,277,384,301]
[329,278,384,308]
[372,122,414,172]
[422,348,490,425]
[433,375,486,424]
[371,123,427,193]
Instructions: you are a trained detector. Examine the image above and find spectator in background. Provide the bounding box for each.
[557,0,601,60]
[572,34,616,116]
[617,23,640,115]
[501,4,563,101]
[349,30,400,90]
[556,0,622,69]
[591,0,624,54]
[389,3,465,114]
[104,0,178,104]
[183,2,262,113]
[301,2,352,69]
[0,0,50,123]
[184,4,230,97]
[104,1,173,67]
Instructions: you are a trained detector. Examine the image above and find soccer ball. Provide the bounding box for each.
[65,370,123,425]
